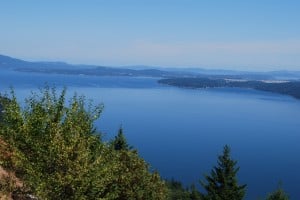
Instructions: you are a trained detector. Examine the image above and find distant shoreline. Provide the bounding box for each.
[158,77,300,100]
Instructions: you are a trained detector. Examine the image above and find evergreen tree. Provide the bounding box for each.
[0,96,10,122]
[166,179,191,200]
[200,145,246,200]
[111,127,132,151]
[166,179,203,200]
[189,184,202,200]
[266,186,289,200]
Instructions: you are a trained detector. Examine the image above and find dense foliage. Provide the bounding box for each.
[166,179,202,200]
[0,87,167,199]
[266,186,289,200]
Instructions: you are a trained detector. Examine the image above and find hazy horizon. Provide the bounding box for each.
[3,53,300,73]
[1,1,300,71]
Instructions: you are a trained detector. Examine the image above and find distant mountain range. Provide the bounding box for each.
[1,54,300,80]
[0,54,189,78]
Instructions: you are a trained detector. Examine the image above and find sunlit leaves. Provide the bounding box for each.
[0,86,167,199]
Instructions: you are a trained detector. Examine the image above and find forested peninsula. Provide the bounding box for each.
[158,77,300,100]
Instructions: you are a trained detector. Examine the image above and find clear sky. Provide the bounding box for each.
[1,0,300,71]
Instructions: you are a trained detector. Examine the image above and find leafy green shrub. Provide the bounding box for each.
[0,87,167,200]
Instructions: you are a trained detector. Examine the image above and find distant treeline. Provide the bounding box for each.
[159,77,300,99]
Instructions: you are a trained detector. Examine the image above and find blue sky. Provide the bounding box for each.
[1,0,300,71]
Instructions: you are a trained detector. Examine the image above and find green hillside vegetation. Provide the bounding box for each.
[0,88,166,199]
[0,88,291,199]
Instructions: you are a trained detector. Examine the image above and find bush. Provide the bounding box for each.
[0,87,167,199]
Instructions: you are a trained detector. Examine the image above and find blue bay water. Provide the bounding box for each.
[1,70,300,199]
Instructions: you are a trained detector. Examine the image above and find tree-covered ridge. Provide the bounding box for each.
[158,78,300,99]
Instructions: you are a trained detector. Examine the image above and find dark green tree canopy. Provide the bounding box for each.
[111,127,132,151]
[166,179,203,200]
[266,186,289,200]
[200,145,246,200]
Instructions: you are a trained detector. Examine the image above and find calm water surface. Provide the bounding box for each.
[1,70,300,199]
